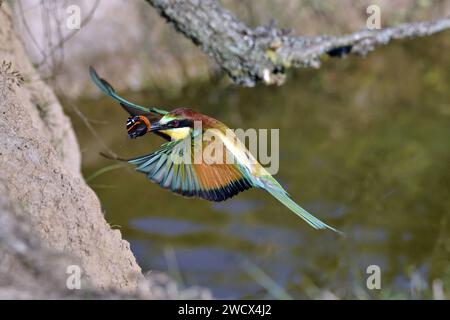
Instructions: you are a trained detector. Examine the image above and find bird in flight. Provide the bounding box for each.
[90,67,341,233]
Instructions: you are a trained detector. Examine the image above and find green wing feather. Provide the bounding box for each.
[128,139,252,202]
[89,67,168,116]
[127,138,340,232]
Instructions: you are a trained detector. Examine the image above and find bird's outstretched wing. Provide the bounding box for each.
[128,138,253,202]
[89,67,168,116]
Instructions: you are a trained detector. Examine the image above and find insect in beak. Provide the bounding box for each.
[126,115,151,139]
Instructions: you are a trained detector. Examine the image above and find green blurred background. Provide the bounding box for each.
[70,33,450,299]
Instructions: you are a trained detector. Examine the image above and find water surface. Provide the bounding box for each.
[70,33,450,299]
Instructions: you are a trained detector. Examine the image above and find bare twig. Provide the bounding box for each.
[16,0,47,60]
[146,0,450,86]
[36,0,101,68]
[16,0,118,164]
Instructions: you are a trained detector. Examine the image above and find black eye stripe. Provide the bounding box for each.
[170,119,193,128]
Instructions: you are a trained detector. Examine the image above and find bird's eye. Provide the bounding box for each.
[171,120,180,127]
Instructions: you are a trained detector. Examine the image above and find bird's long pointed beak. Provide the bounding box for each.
[148,120,164,132]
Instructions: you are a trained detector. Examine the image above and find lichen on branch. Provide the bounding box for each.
[146,0,450,86]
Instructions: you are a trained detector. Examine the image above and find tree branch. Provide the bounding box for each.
[146,0,450,86]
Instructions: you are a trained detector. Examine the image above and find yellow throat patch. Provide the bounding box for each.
[159,127,192,140]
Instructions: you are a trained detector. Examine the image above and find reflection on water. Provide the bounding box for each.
[130,217,205,236]
[212,199,262,215]
[70,33,450,299]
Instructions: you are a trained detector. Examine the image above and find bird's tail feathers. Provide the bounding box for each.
[260,177,342,234]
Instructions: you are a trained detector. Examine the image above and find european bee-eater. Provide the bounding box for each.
[90,67,340,233]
